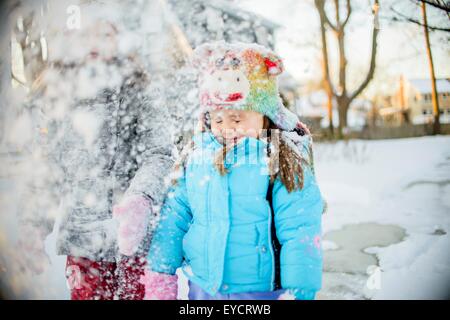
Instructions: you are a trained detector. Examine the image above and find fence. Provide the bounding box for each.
[314,123,450,141]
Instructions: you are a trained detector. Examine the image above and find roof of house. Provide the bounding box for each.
[207,0,281,30]
[408,78,450,94]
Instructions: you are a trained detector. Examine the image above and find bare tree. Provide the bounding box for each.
[314,0,380,138]
[421,2,441,134]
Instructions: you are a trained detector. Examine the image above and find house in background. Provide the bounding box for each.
[398,77,450,125]
[375,77,450,126]
[376,93,407,127]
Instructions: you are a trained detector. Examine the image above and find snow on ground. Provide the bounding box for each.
[315,135,450,299]
[1,135,449,299]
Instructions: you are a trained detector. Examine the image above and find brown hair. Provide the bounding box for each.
[214,116,305,193]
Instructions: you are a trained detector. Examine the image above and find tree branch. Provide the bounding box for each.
[342,0,352,27]
[323,9,338,31]
[416,0,450,13]
[391,5,450,32]
[350,1,379,101]
[314,0,336,96]
[315,0,338,31]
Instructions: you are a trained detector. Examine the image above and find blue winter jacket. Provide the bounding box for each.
[147,131,324,299]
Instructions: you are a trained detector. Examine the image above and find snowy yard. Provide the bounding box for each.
[315,135,450,299]
[1,135,449,299]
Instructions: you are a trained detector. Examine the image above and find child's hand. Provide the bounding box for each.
[294,121,311,136]
[113,195,152,256]
[139,269,178,300]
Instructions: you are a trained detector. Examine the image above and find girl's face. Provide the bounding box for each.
[209,109,265,144]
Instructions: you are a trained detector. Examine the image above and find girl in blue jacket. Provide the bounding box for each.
[140,41,325,300]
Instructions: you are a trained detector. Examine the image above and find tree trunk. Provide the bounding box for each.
[337,96,350,137]
[316,0,335,138]
[314,0,379,139]
[326,92,334,137]
[421,2,441,135]
[335,0,348,99]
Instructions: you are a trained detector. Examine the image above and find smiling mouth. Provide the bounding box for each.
[212,92,244,104]
[225,92,243,102]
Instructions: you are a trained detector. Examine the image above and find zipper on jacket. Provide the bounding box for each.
[205,166,211,281]
[255,225,262,279]
[267,205,276,290]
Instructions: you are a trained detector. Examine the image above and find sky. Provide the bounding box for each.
[238,0,450,97]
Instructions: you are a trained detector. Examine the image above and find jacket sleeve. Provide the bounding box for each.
[124,89,175,206]
[147,167,192,275]
[272,135,325,300]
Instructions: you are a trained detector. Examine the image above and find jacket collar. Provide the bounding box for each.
[192,131,268,151]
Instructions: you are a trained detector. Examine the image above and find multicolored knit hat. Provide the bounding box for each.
[191,41,301,131]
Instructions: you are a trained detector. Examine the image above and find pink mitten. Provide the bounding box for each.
[140,269,178,300]
[113,195,152,256]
